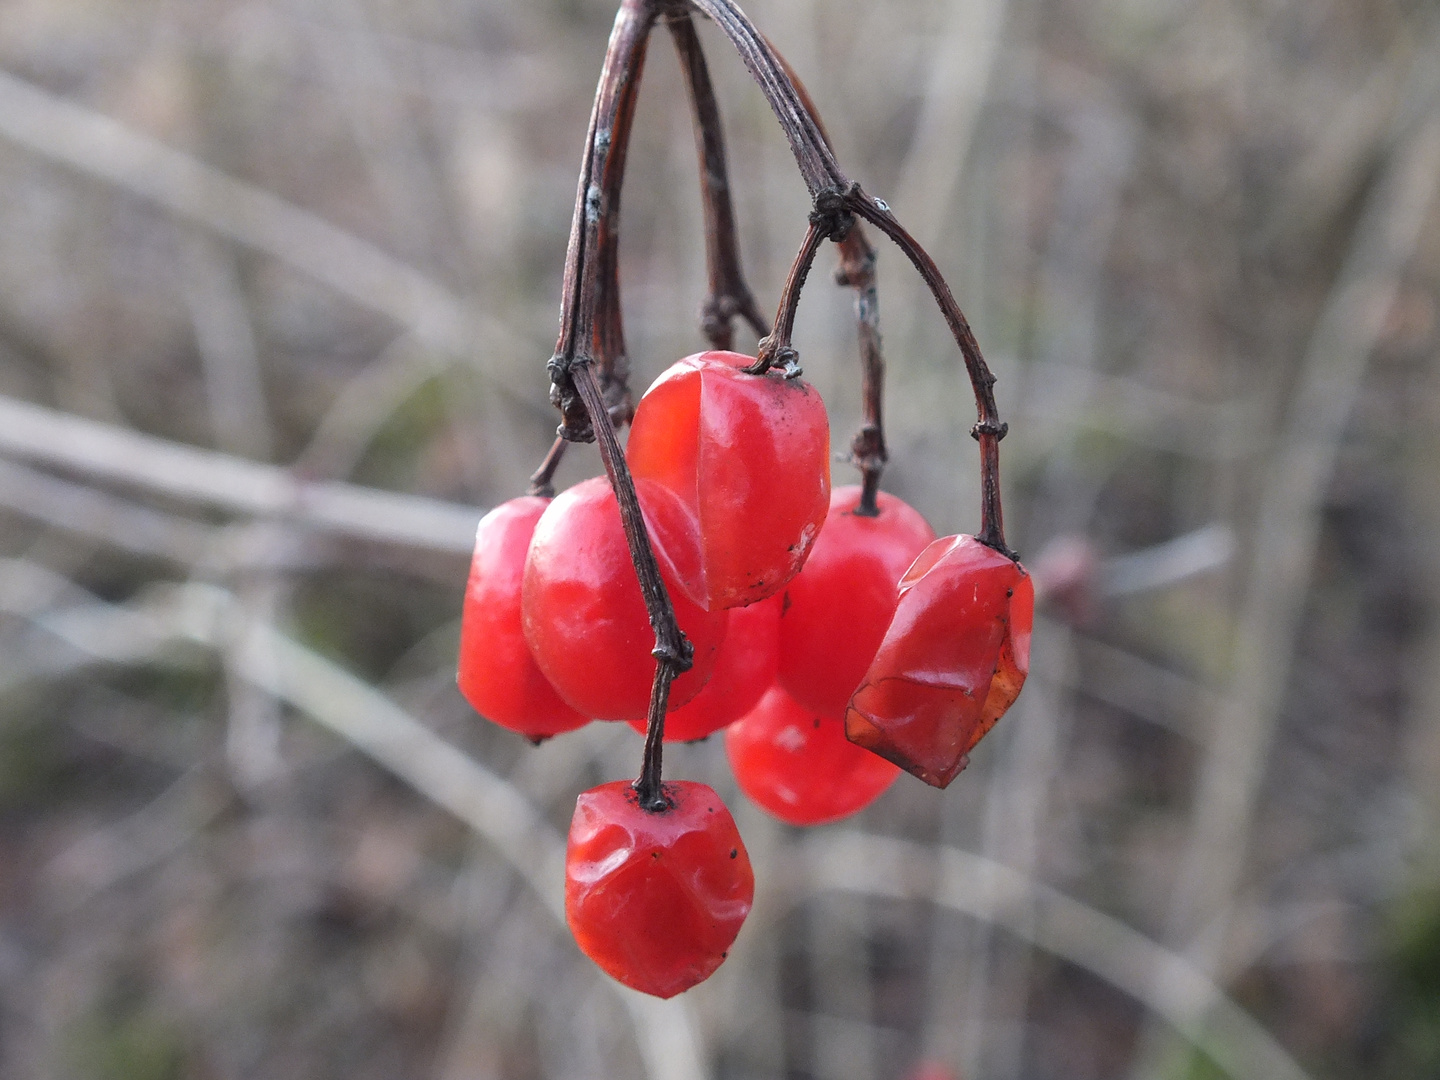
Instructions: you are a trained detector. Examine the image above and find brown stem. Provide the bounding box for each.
[667,11,769,349]
[545,0,689,810]
[683,0,844,197]
[681,0,1010,554]
[527,435,569,497]
[835,229,886,515]
[765,48,889,510]
[746,220,825,376]
[843,189,1011,555]
[549,0,655,440]
[572,363,689,811]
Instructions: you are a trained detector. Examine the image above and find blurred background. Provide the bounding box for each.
[0,0,1436,1078]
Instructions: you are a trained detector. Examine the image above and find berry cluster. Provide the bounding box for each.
[458,351,1032,998]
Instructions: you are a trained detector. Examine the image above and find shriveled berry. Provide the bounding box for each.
[628,593,781,743]
[457,497,589,739]
[778,486,935,716]
[626,350,830,610]
[565,780,753,998]
[726,683,899,826]
[845,535,1032,788]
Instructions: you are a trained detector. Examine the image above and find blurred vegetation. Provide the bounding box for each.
[0,0,1435,1078]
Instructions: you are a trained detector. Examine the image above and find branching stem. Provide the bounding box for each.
[689,0,1010,553]
[765,50,890,513]
[536,0,1016,804]
[841,190,1011,555]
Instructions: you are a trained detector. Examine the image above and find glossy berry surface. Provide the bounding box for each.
[726,683,899,826]
[565,780,754,998]
[457,497,589,739]
[628,593,781,743]
[626,350,831,610]
[846,535,1033,788]
[778,486,935,717]
[523,476,729,720]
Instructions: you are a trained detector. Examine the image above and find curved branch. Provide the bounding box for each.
[844,189,1011,555]
[682,0,845,196]
[550,0,656,439]
[793,833,1316,1080]
[681,0,1009,553]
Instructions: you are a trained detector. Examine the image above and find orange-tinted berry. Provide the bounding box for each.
[846,535,1032,788]
[565,781,753,998]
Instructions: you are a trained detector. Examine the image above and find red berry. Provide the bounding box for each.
[626,350,831,610]
[565,780,753,998]
[777,486,935,716]
[845,535,1033,788]
[726,683,899,826]
[522,477,729,720]
[627,593,782,743]
[457,497,589,739]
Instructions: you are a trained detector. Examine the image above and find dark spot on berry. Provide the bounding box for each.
[528,735,549,747]
[781,592,792,615]
[721,951,728,959]
[1007,588,1014,597]
[729,848,737,859]
[652,851,661,859]
[813,717,821,728]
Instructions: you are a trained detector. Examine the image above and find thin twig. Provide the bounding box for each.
[842,189,1011,555]
[747,220,825,375]
[795,832,1317,1080]
[572,363,690,810]
[0,395,480,556]
[0,68,535,381]
[0,571,711,1080]
[677,3,1011,551]
[834,228,886,513]
[526,435,570,498]
[1165,116,1440,959]
[763,44,888,508]
[0,457,214,564]
[683,0,845,196]
[549,0,656,439]
[667,10,770,349]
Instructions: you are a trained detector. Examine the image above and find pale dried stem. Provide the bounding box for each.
[0,395,480,556]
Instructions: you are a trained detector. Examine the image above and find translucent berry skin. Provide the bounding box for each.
[626,350,831,611]
[778,486,936,717]
[522,477,729,720]
[628,593,781,743]
[845,535,1033,789]
[565,780,754,999]
[457,497,589,739]
[726,683,900,826]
